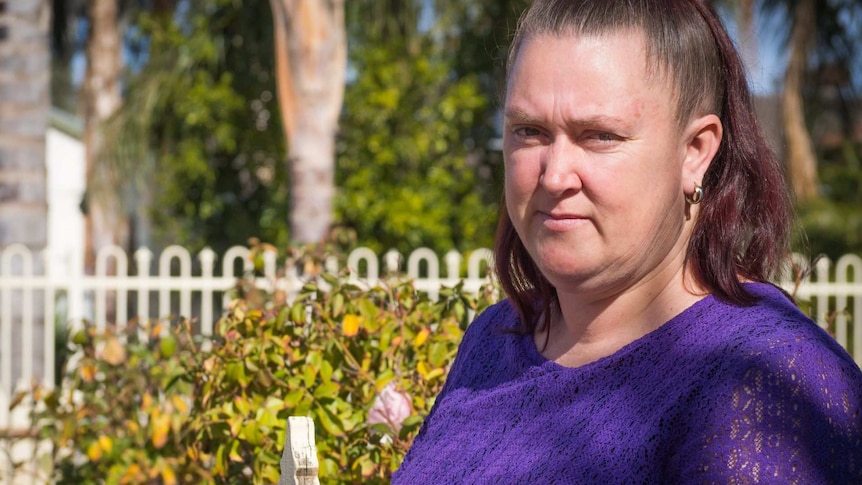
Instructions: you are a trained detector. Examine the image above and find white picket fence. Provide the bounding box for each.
[0,245,861,483]
[0,244,494,420]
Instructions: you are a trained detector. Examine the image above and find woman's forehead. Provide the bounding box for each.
[508,31,681,121]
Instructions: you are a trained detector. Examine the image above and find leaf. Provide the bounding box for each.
[374,370,395,391]
[283,388,306,408]
[159,335,178,358]
[120,464,144,484]
[79,363,96,383]
[425,368,445,381]
[98,435,113,453]
[416,361,430,379]
[331,292,345,317]
[313,382,340,400]
[7,390,27,411]
[412,328,430,347]
[316,405,344,437]
[342,314,362,337]
[229,439,244,462]
[171,395,189,416]
[234,396,251,416]
[320,360,334,383]
[214,445,227,477]
[86,441,103,461]
[161,466,177,485]
[303,365,317,388]
[289,302,306,324]
[151,412,171,449]
[240,421,263,446]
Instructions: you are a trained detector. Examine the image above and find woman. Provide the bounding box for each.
[393,0,862,483]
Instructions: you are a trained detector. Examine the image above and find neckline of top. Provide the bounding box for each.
[519,282,779,372]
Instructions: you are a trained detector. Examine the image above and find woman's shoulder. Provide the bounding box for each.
[691,281,862,410]
[450,299,521,359]
[710,282,853,361]
[470,298,520,329]
[671,283,862,481]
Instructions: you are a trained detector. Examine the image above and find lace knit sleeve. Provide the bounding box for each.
[669,335,862,484]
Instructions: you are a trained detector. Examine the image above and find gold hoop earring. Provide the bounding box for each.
[685,184,704,205]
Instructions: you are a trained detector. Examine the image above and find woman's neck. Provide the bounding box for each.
[536,259,706,368]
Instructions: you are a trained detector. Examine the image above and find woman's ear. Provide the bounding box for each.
[682,113,723,188]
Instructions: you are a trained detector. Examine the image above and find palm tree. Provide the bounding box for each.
[0,0,51,403]
[715,0,857,203]
[0,0,51,251]
[269,0,346,244]
[779,0,820,203]
[83,0,125,271]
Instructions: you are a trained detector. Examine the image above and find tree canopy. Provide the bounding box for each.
[52,0,862,258]
[70,0,528,257]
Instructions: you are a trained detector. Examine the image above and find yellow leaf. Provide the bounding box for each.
[98,435,113,453]
[246,309,263,320]
[229,416,243,437]
[86,441,103,461]
[171,395,189,416]
[229,441,244,462]
[426,368,445,381]
[342,314,362,337]
[417,361,430,378]
[101,336,127,365]
[161,466,177,485]
[412,328,430,347]
[142,393,153,411]
[151,413,171,449]
[120,464,143,484]
[203,356,216,373]
[79,364,96,383]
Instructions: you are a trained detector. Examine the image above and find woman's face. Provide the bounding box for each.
[503,31,696,300]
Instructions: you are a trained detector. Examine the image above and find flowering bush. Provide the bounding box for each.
[18,247,497,484]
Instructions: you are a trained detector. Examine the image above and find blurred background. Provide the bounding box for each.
[1,0,860,266]
[1,3,860,481]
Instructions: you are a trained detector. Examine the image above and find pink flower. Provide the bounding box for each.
[367,383,412,433]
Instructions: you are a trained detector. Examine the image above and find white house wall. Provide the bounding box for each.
[46,126,85,278]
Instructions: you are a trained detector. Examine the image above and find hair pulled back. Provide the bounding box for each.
[494,0,794,332]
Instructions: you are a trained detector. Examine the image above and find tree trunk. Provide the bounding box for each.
[735,0,758,78]
[83,0,124,272]
[0,0,50,251]
[782,0,819,203]
[0,0,50,396]
[270,0,346,244]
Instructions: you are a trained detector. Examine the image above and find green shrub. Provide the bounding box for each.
[19,250,498,484]
[26,321,206,484]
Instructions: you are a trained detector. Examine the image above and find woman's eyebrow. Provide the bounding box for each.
[503,108,540,125]
[505,107,631,129]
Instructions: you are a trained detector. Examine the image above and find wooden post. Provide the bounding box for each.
[279,416,320,485]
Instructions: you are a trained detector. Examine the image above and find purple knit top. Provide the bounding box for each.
[393,283,862,483]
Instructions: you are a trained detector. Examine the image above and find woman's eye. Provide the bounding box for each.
[515,126,543,137]
[591,132,620,142]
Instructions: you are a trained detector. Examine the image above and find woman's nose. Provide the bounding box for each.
[540,140,582,198]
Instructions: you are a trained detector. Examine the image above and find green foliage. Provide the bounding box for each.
[337,38,499,254]
[103,0,289,254]
[335,1,529,254]
[28,322,206,484]
[92,1,531,255]
[19,247,499,484]
[795,141,862,259]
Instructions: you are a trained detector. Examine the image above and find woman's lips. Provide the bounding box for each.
[540,212,590,231]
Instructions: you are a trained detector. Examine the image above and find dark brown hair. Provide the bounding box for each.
[495,0,793,333]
